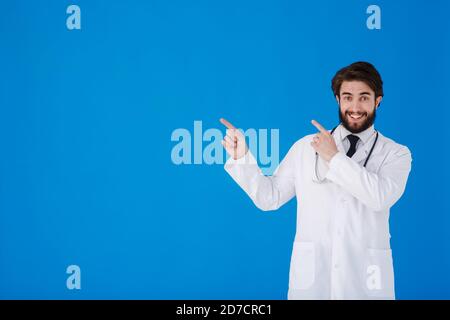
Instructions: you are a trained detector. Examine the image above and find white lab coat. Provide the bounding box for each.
[224,124,412,300]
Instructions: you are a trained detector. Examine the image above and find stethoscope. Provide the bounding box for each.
[313,124,379,183]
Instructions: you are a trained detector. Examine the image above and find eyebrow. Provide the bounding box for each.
[341,92,372,96]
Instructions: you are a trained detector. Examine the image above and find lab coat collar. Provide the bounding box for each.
[334,123,377,165]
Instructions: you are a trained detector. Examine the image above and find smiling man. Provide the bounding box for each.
[220,61,412,300]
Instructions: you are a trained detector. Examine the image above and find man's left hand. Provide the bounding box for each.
[310,120,339,162]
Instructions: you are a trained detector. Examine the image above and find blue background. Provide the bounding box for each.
[1,0,449,299]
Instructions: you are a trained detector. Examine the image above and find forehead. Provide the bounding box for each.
[340,81,374,95]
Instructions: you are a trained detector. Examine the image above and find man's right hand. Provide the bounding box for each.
[220,118,248,160]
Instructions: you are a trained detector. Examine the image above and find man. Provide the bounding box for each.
[220,61,412,300]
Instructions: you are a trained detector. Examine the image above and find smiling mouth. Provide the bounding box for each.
[347,112,366,121]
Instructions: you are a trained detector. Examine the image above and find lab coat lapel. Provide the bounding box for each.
[350,141,370,164]
[318,129,369,178]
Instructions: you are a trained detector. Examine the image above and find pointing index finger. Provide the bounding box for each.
[220,118,236,130]
[311,120,328,135]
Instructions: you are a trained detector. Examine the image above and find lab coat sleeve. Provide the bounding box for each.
[224,144,298,211]
[325,146,412,211]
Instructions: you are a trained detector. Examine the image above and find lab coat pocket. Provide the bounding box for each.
[364,248,395,299]
[289,242,315,290]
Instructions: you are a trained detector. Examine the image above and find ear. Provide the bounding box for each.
[335,95,340,104]
[375,96,382,109]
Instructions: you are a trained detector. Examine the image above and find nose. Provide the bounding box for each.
[347,102,364,113]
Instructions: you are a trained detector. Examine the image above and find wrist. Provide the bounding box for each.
[327,150,338,163]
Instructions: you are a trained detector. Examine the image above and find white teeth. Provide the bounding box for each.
[349,113,363,119]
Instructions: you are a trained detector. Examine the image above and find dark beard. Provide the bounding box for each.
[338,105,376,134]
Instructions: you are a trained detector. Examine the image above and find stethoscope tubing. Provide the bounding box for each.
[313,124,379,182]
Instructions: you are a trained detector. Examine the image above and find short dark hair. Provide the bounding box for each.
[331,61,383,98]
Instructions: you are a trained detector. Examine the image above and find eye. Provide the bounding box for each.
[344,96,352,101]
[361,96,368,101]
